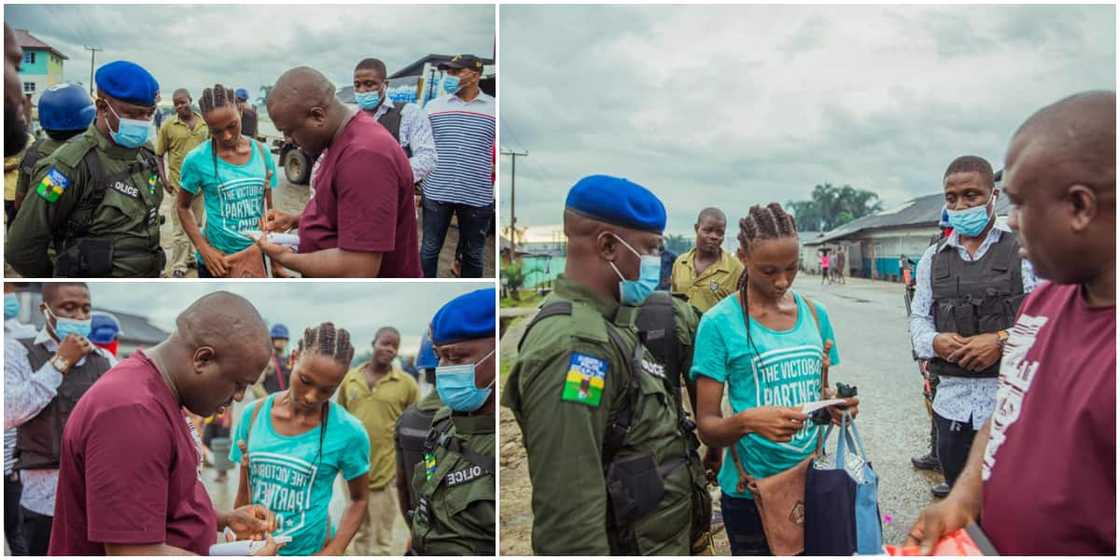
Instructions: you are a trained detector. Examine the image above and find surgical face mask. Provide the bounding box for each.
[608,233,662,306]
[354,90,382,111]
[442,74,462,95]
[435,349,495,412]
[4,293,19,320]
[44,306,92,339]
[106,102,152,149]
[946,193,995,238]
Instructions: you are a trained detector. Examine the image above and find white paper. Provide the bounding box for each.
[800,398,848,414]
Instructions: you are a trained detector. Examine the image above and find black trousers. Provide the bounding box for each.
[5,474,26,555]
[19,505,52,556]
[721,493,772,555]
[934,412,977,488]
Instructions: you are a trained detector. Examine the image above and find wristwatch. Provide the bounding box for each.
[49,354,72,374]
[996,330,1010,347]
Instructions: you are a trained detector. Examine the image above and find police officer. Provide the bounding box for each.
[6,60,164,278]
[503,175,709,555]
[394,329,443,529]
[909,156,1037,496]
[409,288,495,555]
[14,83,96,212]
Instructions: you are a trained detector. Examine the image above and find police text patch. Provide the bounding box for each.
[110,180,141,199]
[562,353,607,407]
[35,167,71,203]
[444,464,485,487]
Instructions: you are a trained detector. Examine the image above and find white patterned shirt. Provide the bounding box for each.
[368,98,438,183]
[909,224,1037,428]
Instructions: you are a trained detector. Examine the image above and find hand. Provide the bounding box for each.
[251,534,287,556]
[270,261,294,278]
[227,504,277,540]
[55,333,93,369]
[255,234,294,262]
[904,496,979,555]
[827,397,860,425]
[947,333,1002,372]
[932,333,967,362]
[739,407,808,443]
[200,245,230,277]
[702,447,722,484]
[163,181,176,196]
[261,209,297,233]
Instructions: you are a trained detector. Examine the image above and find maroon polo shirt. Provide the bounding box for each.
[49,350,218,555]
[299,110,422,277]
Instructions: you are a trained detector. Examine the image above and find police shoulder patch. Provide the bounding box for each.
[35,166,72,203]
[562,352,607,407]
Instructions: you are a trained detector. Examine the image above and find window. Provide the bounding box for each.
[23,82,35,94]
[22,52,34,65]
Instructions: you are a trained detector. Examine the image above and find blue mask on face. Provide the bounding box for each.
[609,234,662,306]
[435,349,495,412]
[106,102,152,149]
[354,90,382,111]
[442,75,461,95]
[4,293,19,320]
[45,307,91,339]
[946,194,995,238]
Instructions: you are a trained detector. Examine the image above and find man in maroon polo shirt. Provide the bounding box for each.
[258,66,422,278]
[49,291,286,555]
[906,91,1115,555]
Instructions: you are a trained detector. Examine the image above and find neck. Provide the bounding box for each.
[369,360,391,374]
[696,246,719,259]
[744,282,782,310]
[959,219,995,252]
[280,391,323,421]
[565,262,618,304]
[1084,263,1116,308]
[458,85,480,102]
[95,116,111,138]
[146,341,183,405]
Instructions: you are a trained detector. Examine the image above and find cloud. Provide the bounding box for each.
[5,4,494,103]
[87,282,490,353]
[499,5,1114,236]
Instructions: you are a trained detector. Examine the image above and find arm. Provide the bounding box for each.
[906,419,989,554]
[317,475,369,555]
[909,246,965,360]
[4,337,65,428]
[403,105,438,183]
[394,455,412,524]
[176,188,228,276]
[6,162,82,277]
[267,247,382,278]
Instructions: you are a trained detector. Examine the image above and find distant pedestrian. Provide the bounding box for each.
[156,88,209,278]
[88,311,122,357]
[236,88,258,139]
[819,250,831,284]
[671,207,743,312]
[420,54,495,278]
[352,58,438,187]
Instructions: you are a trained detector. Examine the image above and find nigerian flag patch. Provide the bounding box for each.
[35,167,71,203]
[562,352,607,407]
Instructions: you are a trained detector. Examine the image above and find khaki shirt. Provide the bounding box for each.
[339,363,419,490]
[156,112,208,188]
[670,248,743,313]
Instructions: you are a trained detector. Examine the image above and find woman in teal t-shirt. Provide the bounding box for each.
[177,83,278,277]
[689,203,858,555]
[231,323,371,556]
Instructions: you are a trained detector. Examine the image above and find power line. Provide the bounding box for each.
[84,46,102,95]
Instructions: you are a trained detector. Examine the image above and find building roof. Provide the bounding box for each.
[806,192,1011,245]
[14,29,69,61]
[94,308,169,345]
[388,54,495,79]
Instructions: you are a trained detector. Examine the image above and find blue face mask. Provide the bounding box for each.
[946,193,995,238]
[442,75,461,95]
[45,307,92,339]
[609,234,662,306]
[5,293,19,320]
[354,90,382,111]
[106,102,152,149]
[435,349,495,412]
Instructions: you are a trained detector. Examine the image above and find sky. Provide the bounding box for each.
[87,281,490,354]
[5,4,494,105]
[500,5,1115,237]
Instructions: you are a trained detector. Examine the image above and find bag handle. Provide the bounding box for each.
[237,398,266,507]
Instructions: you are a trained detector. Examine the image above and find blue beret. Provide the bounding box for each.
[431,288,495,345]
[565,175,666,233]
[95,61,159,106]
[416,329,438,369]
[89,312,121,344]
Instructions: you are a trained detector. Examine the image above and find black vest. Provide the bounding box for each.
[15,337,111,470]
[376,104,412,158]
[395,403,438,514]
[929,232,1026,378]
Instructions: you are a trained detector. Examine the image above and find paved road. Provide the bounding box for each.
[498,276,946,554]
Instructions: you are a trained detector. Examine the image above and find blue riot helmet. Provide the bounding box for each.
[38,83,96,132]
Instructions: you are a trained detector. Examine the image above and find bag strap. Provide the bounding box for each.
[728,444,752,494]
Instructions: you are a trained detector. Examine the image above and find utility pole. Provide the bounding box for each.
[84,46,102,95]
[500,149,528,254]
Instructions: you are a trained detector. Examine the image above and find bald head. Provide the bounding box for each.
[266,66,346,156]
[1013,90,1115,195]
[269,66,336,112]
[176,291,269,353]
[697,207,726,225]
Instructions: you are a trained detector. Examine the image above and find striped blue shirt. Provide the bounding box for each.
[423,92,495,207]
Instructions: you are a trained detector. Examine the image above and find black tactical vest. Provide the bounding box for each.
[377,104,412,158]
[15,338,111,470]
[929,232,1026,378]
[634,291,685,393]
[395,403,439,514]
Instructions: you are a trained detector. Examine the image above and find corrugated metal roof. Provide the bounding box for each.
[14,29,68,61]
[806,192,1011,245]
[95,308,169,345]
[388,54,495,79]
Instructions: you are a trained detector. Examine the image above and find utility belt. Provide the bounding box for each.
[54,238,164,277]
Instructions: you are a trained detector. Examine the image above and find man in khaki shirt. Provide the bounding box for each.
[155,88,208,277]
[671,207,743,312]
[339,326,419,555]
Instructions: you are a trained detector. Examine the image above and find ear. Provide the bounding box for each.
[596,231,619,262]
[308,106,327,126]
[1067,184,1098,234]
[193,346,216,374]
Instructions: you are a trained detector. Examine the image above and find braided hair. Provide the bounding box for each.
[294,322,355,467]
[736,203,800,354]
[198,83,239,179]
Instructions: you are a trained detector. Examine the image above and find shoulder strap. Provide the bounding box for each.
[634,291,680,383]
[19,138,46,175]
[516,301,572,352]
[246,399,265,447]
[601,321,642,463]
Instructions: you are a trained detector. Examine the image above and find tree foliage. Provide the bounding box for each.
[787,183,884,233]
